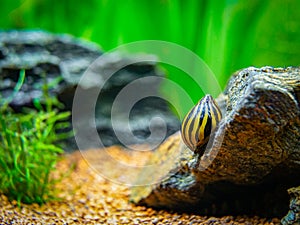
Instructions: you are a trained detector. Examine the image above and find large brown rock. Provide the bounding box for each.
[130,66,300,217]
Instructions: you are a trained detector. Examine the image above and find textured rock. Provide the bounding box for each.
[0,31,180,149]
[0,30,101,108]
[282,186,300,225]
[131,67,300,217]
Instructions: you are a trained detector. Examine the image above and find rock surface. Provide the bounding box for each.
[282,186,300,225]
[0,30,101,108]
[0,31,180,150]
[131,66,300,217]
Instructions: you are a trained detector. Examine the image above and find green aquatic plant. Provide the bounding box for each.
[0,70,71,205]
[2,0,299,115]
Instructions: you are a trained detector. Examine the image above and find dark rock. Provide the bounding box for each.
[0,30,101,109]
[130,66,300,217]
[0,49,6,60]
[71,52,180,150]
[0,31,180,150]
[282,186,300,225]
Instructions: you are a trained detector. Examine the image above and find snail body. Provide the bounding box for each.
[180,94,222,153]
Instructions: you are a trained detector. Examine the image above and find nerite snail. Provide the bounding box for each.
[180,94,222,153]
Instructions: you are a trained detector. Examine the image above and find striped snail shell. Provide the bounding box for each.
[180,94,222,153]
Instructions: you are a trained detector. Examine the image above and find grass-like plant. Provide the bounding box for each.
[0,70,71,205]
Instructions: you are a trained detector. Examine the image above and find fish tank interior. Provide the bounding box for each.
[2,0,300,113]
[0,0,299,224]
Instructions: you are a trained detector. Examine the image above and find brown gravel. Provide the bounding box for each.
[0,148,282,224]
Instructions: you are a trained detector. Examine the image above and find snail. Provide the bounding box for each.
[180,94,222,153]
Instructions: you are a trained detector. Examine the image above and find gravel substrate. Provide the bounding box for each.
[0,148,282,224]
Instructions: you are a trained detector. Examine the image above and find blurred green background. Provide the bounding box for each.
[1,0,300,115]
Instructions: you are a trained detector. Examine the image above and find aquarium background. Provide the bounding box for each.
[1,0,300,114]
